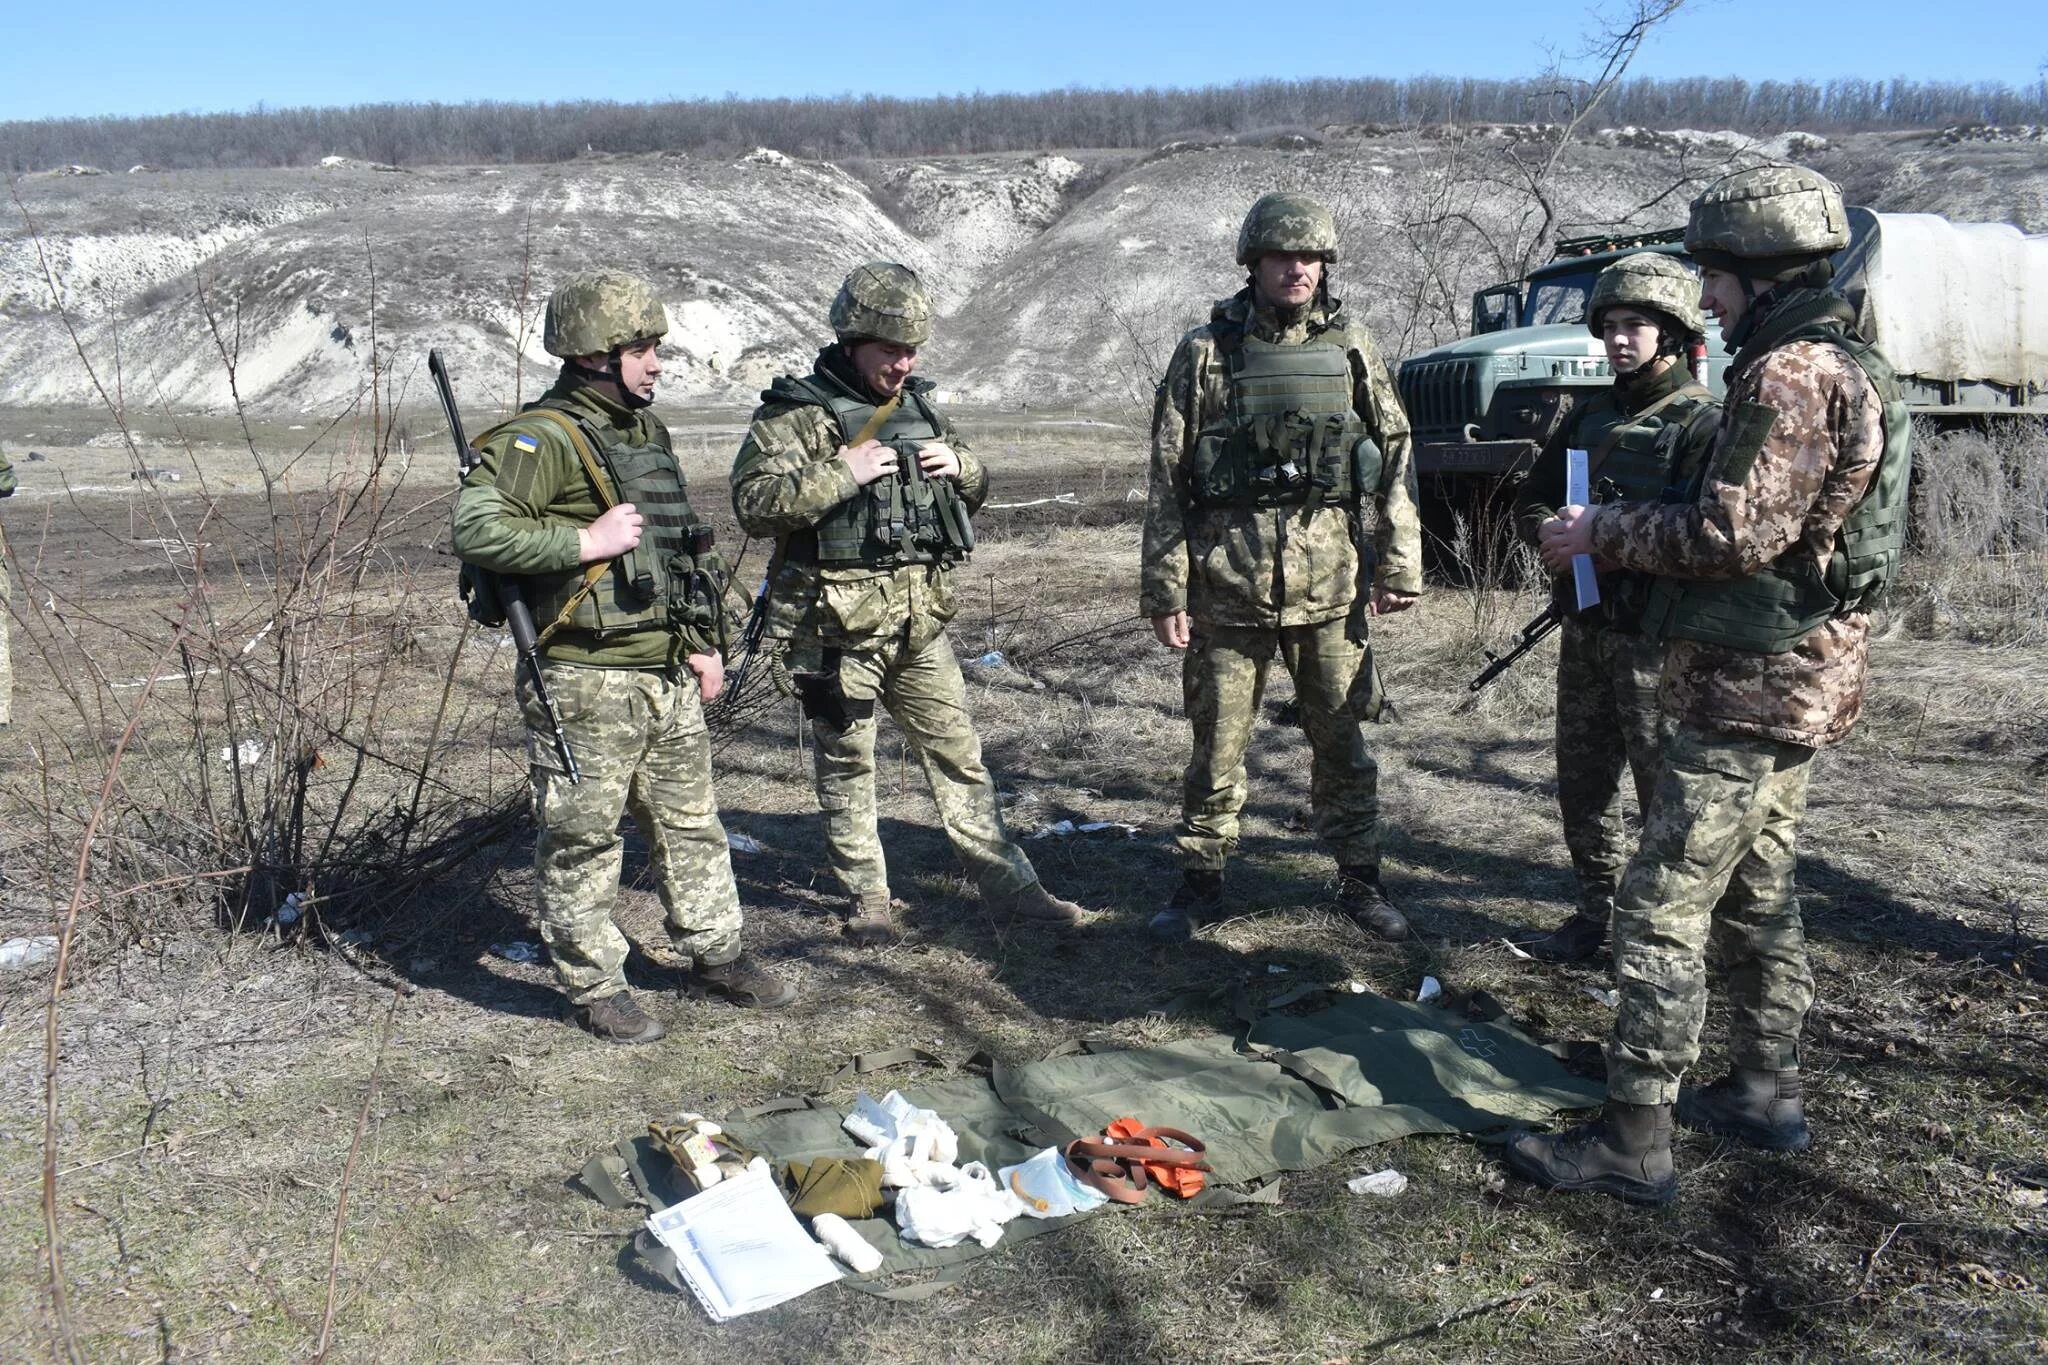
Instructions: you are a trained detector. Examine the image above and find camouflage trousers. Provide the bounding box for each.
[806,629,1035,900]
[1607,724,1817,1105]
[1555,618,1672,924]
[521,663,743,1006]
[1177,617,1379,872]
[0,560,11,727]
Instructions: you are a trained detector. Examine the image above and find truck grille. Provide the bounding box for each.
[1397,358,1477,439]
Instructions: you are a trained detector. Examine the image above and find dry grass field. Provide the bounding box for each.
[1,400,2044,1363]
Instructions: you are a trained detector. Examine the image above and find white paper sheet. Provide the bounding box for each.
[1565,448,1601,613]
[644,1160,840,1322]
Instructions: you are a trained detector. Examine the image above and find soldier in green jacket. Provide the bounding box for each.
[1511,254,1721,963]
[1143,193,1425,943]
[454,271,793,1044]
[1509,166,1910,1204]
[731,263,1086,944]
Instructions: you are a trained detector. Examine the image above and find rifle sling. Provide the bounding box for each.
[1585,384,1700,481]
[506,408,621,652]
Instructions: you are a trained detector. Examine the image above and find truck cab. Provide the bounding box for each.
[1398,211,2047,575]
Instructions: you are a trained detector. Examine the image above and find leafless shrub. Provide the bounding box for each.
[1892,419,2048,642]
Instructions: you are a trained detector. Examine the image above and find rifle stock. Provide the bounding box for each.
[429,349,582,783]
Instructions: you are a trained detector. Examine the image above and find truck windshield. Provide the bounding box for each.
[1523,274,1595,326]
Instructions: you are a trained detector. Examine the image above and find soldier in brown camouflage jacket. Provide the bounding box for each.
[1507,167,1911,1206]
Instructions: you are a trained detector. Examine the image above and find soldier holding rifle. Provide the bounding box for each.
[451,271,793,1044]
[1508,253,1720,963]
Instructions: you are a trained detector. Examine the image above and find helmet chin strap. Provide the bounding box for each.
[568,350,654,409]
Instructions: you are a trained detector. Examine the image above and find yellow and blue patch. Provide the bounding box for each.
[511,433,540,453]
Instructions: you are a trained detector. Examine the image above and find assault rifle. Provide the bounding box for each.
[428,349,581,782]
[1468,598,1564,692]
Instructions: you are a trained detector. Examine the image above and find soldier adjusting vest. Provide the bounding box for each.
[779,374,971,568]
[1191,325,1376,508]
[518,403,709,638]
[1643,296,1912,654]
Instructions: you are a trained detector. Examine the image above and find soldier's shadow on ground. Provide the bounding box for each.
[710,807,1357,1032]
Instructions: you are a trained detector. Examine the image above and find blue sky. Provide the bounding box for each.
[4,0,2041,122]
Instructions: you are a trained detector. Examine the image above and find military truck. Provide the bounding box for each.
[1397,210,2048,572]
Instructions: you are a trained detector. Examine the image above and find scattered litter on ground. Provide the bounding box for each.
[969,650,1006,668]
[726,831,765,854]
[1266,964,1290,975]
[1583,985,1619,1009]
[219,739,267,767]
[0,936,59,972]
[1416,976,1442,1003]
[491,941,541,963]
[274,891,306,927]
[1501,938,1534,960]
[1028,818,1140,839]
[1347,1168,1408,1197]
[1347,981,1368,994]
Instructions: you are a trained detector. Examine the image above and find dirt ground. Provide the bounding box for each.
[1,410,2044,1363]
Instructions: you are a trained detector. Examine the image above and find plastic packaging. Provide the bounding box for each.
[998,1146,1109,1219]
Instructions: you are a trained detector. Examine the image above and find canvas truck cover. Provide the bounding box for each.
[1836,209,2048,389]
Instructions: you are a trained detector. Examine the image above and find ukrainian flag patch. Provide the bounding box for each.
[511,434,540,452]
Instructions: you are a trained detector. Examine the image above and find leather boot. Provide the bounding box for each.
[1677,1066,1811,1151]
[1503,1101,1677,1205]
[1519,911,1608,963]
[844,893,901,947]
[693,952,796,1009]
[1148,869,1224,943]
[1338,866,1412,942]
[574,991,666,1045]
[985,880,1084,926]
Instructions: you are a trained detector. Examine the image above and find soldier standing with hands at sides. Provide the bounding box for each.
[1506,167,1911,1203]
[454,271,793,1045]
[1143,193,1425,944]
[1511,254,1721,963]
[731,262,1087,945]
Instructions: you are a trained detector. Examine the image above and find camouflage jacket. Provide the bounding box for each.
[731,365,988,658]
[1590,320,1885,748]
[1143,291,1423,629]
[452,376,709,669]
[1514,359,1719,631]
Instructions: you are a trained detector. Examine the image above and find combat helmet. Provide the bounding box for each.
[831,262,932,346]
[1587,252,1706,340]
[1685,165,1849,281]
[1236,192,1338,266]
[543,271,668,358]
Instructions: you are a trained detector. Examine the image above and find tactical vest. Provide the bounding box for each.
[509,403,712,639]
[1643,304,1912,654]
[1189,326,1379,508]
[779,375,972,569]
[1571,376,1717,631]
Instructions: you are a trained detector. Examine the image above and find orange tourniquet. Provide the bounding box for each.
[1063,1119,1211,1203]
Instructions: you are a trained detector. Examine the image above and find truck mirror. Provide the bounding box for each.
[1471,286,1522,335]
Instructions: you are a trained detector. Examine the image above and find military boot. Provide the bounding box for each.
[574,991,666,1045]
[1338,867,1412,942]
[1519,911,1609,963]
[1677,1067,1811,1151]
[985,880,1084,926]
[693,952,797,1009]
[1148,869,1224,943]
[844,893,902,947]
[1503,1102,1677,1205]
